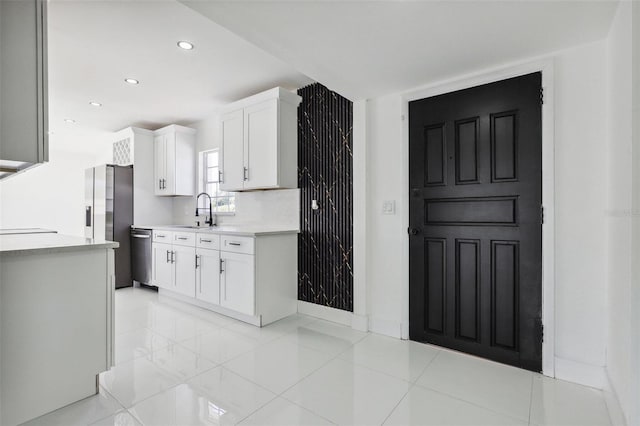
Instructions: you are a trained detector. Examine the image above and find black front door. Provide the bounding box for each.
[408,73,543,372]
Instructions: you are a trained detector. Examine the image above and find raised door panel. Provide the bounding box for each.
[173,245,196,298]
[153,135,166,195]
[196,248,220,305]
[243,99,279,190]
[164,132,177,195]
[173,130,195,196]
[220,109,244,191]
[152,242,173,289]
[221,252,255,315]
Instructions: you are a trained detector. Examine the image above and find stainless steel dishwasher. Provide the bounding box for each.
[130,228,152,285]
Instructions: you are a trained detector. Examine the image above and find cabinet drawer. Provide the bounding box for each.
[153,230,173,243]
[173,232,196,247]
[196,233,220,250]
[221,235,254,255]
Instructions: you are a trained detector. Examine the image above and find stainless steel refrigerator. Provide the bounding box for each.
[85,164,133,288]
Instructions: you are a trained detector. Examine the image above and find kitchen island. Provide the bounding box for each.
[0,232,118,425]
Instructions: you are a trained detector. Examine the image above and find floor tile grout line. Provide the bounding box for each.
[379,381,416,426]
[113,292,369,423]
[411,348,442,384]
[148,302,375,423]
[412,379,532,424]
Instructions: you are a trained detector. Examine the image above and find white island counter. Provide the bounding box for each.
[0,233,118,425]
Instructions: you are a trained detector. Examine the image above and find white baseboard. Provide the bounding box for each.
[369,316,403,339]
[158,288,261,326]
[297,301,353,327]
[351,314,369,332]
[554,357,606,389]
[603,369,628,426]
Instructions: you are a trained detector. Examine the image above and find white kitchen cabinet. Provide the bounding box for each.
[153,125,196,196]
[243,100,279,190]
[150,226,297,326]
[152,241,196,297]
[174,245,196,297]
[0,0,48,179]
[219,87,301,191]
[220,109,244,192]
[196,248,221,305]
[152,242,173,289]
[220,251,255,316]
[112,127,173,225]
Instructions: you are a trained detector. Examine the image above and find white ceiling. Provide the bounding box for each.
[181,0,620,101]
[47,0,313,134]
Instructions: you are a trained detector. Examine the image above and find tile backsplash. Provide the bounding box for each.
[172,188,300,229]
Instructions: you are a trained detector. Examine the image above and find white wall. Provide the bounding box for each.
[604,1,633,423]
[363,40,609,383]
[0,130,112,236]
[172,114,300,229]
[627,3,640,425]
[553,41,608,371]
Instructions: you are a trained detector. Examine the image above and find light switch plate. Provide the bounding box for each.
[382,200,396,215]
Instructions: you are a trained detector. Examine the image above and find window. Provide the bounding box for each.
[199,149,235,213]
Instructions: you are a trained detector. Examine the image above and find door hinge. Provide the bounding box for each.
[540,87,544,105]
[540,205,544,224]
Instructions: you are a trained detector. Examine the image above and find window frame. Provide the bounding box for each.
[198,149,235,215]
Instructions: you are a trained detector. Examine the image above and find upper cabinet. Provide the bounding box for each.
[0,0,48,179]
[220,87,301,192]
[154,125,196,196]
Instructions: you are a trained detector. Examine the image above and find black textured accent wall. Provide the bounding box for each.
[297,83,353,312]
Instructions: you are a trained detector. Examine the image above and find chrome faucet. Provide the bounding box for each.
[195,192,216,227]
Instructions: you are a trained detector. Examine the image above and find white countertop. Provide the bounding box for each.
[0,233,119,255]
[133,224,300,237]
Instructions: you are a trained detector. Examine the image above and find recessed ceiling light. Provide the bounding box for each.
[64,119,76,124]
[177,41,194,50]
[124,78,139,85]
[89,101,102,107]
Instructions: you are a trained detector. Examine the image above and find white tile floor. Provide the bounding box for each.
[25,287,614,426]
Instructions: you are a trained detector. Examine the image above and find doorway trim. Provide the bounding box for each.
[399,59,555,377]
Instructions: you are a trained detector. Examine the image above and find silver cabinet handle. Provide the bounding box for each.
[166,250,170,263]
[243,167,248,181]
[195,254,200,269]
[218,170,223,184]
[177,237,188,240]
[228,242,241,246]
[159,179,162,190]
[132,234,150,239]
[200,239,212,243]
[156,234,166,238]
[221,258,226,300]
[171,251,175,264]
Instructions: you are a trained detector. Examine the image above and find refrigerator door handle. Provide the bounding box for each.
[85,206,92,227]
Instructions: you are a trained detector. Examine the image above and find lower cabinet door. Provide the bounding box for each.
[173,245,196,298]
[220,252,255,315]
[196,248,220,305]
[152,242,173,289]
